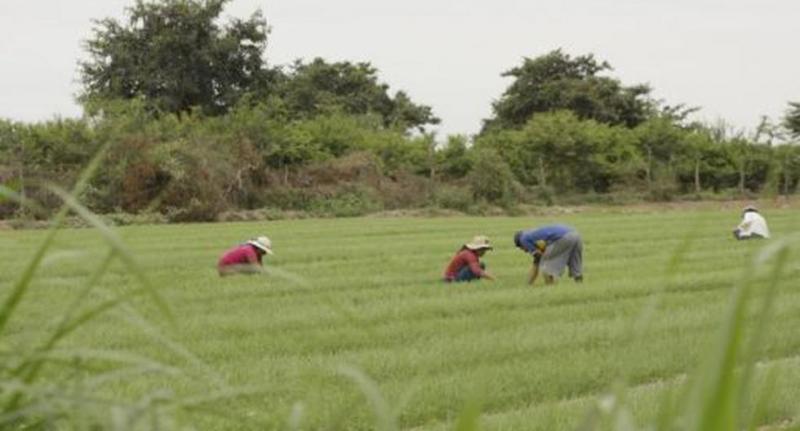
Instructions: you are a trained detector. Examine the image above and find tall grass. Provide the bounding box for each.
[563,231,798,431]
[0,150,256,429]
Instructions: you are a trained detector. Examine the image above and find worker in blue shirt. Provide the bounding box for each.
[514,224,583,285]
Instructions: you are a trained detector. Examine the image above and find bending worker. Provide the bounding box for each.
[514,225,583,285]
[443,235,495,282]
[217,236,273,276]
[733,205,770,240]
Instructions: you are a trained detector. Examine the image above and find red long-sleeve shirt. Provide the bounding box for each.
[218,244,262,269]
[443,248,484,280]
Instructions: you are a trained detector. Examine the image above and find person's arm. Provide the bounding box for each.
[528,253,541,285]
[466,253,493,280]
[244,247,265,273]
[738,213,754,231]
[528,263,539,285]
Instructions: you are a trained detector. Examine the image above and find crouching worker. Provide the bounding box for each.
[443,236,495,282]
[733,205,770,240]
[217,236,273,277]
[514,225,583,285]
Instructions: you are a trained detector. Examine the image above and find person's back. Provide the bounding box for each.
[518,224,573,253]
[218,244,261,267]
[444,248,482,281]
[217,236,273,276]
[442,236,494,283]
[514,224,582,284]
[734,207,770,240]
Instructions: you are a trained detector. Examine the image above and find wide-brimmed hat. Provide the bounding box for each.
[247,236,274,255]
[465,235,493,251]
[743,205,759,213]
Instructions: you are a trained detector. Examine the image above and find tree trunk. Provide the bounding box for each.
[428,143,436,198]
[646,147,652,186]
[667,154,674,175]
[783,162,790,196]
[538,156,547,187]
[738,160,746,196]
[694,158,701,193]
[16,146,26,219]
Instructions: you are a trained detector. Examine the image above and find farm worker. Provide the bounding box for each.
[733,205,770,240]
[514,225,583,285]
[217,236,273,276]
[443,235,495,282]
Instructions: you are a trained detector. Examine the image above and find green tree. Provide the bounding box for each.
[784,101,800,138]
[223,102,325,184]
[516,111,639,192]
[468,147,518,205]
[80,0,272,115]
[483,49,653,132]
[634,117,688,186]
[0,120,24,217]
[476,111,639,193]
[278,58,439,132]
[678,131,715,193]
[772,143,800,195]
[436,135,473,180]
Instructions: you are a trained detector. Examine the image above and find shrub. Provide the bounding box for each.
[433,184,473,212]
[646,175,681,202]
[103,211,167,226]
[259,186,317,210]
[530,185,556,206]
[309,185,382,217]
[468,148,519,206]
[376,171,430,209]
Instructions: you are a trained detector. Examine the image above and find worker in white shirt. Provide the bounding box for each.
[733,205,770,240]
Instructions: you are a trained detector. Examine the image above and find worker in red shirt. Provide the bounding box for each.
[217,236,273,276]
[443,235,495,282]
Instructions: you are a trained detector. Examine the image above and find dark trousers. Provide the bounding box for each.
[451,262,485,282]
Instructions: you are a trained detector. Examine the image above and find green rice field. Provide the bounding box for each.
[1,207,799,429]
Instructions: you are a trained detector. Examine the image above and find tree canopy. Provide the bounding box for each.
[483,49,654,132]
[80,0,272,115]
[276,58,440,132]
[785,101,800,139]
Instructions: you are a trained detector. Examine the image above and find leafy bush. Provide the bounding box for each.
[102,211,167,226]
[646,174,681,202]
[3,96,798,223]
[309,185,382,217]
[433,184,473,212]
[468,147,519,206]
[0,148,248,429]
[375,171,430,209]
[531,185,556,206]
[259,187,318,210]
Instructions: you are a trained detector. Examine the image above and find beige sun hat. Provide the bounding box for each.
[247,236,274,255]
[465,235,493,251]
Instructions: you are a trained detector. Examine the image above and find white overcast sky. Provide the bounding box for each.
[0,0,798,137]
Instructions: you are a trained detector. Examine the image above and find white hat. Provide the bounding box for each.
[465,235,493,251]
[247,236,273,255]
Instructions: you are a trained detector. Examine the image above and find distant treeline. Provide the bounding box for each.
[1,0,799,222]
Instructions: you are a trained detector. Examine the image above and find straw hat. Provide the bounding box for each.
[465,235,493,251]
[247,236,274,255]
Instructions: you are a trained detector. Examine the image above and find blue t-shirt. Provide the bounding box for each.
[518,224,573,253]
